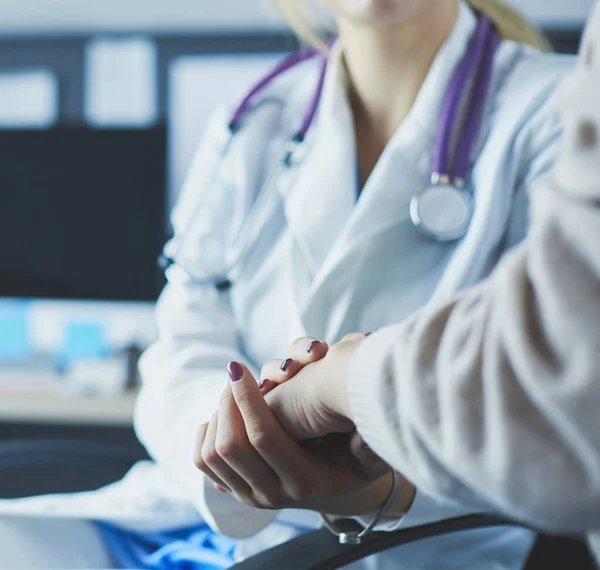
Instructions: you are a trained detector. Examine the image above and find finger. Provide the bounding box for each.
[259,379,278,396]
[287,337,329,367]
[216,386,280,491]
[340,332,365,344]
[350,432,391,481]
[201,411,252,496]
[193,422,231,492]
[228,361,313,481]
[260,358,302,387]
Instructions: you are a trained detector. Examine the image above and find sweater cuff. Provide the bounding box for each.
[346,324,411,475]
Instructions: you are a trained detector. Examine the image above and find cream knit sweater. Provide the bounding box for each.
[347,2,600,559]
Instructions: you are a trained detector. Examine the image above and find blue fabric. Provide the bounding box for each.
[96,522,236,570]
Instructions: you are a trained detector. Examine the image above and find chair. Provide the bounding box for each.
[230,515,597,570]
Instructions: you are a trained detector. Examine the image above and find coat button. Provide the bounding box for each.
[577,119,597,149]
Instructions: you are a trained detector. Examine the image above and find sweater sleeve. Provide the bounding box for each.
[347,7,600,535]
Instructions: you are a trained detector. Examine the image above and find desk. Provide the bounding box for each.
[0,392,136,427]
[0,391,147,498]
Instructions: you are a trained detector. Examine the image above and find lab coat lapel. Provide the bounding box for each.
[297,3,478,341]
[280,46,357,280]
[324,2,478,265]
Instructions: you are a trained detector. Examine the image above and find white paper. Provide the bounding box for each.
[84,37,157,127]
[168,54,282,206]
[0,70,58,128]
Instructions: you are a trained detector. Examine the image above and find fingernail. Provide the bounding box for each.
[280,358,293,373]
[361,441,371,451]
[362,332,372,339]
[228,361,243,382]
[307,340,321,353]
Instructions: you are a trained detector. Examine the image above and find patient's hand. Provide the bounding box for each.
[260,334,391,481]
[262,334,363,440]
[258,336,330,396]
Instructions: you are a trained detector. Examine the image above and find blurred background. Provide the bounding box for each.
[0,0,595,478]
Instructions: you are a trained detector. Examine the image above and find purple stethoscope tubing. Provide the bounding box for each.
[229,48,327,142]
[411,17,499,241]
[433,16,498,183]
[229,16,498,179]
[160,17,500,282]
[451,21,500,183]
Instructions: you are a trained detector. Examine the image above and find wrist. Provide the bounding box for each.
[324,339,362,421]
[325,472,394,517]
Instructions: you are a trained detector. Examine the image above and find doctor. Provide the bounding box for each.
[0,0,574,568]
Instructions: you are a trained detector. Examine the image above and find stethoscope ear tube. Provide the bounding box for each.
[159,16,501,286]
[410,18,500,242]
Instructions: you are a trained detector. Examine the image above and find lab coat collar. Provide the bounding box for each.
[279,42,357,279]
[282,3,478,326]
[337,1,478,254]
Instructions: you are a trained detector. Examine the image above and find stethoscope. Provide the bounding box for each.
[159,16,499,288]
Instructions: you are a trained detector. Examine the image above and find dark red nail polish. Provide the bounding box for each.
[361,440,371,451]
[362,332,373,339]
[228,361,243,382]
[307,340,321,353]
[280,358,293,373]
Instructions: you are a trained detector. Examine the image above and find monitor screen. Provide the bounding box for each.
[0,127,167,301]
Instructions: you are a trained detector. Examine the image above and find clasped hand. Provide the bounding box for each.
[194,334,415,517]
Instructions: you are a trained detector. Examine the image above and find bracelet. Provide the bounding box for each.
[320,470,400,545]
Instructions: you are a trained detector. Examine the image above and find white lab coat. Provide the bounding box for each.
[0,4,574,569]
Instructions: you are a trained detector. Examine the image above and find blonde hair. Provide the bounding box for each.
[271,0,551,52]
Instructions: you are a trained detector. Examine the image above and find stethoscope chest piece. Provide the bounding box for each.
[410,182,473,242]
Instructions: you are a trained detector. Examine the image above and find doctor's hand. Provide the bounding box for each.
[193,361,413,516]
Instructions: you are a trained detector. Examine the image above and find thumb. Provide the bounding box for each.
[227,361,273,423]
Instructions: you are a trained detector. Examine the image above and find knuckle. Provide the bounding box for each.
[256,489,286,510]
[244,494,270,510]
[287,479,316,503]
[215,436,245,461]
[194,424,209,450]
[247,430,277,452]
[201,445,221,467]
[192,452,207,472]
